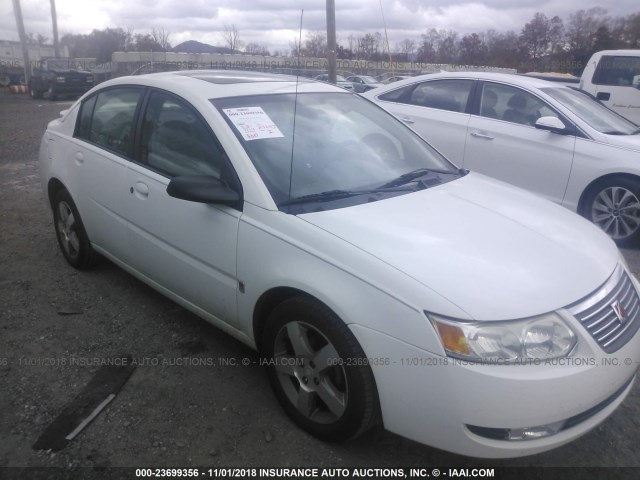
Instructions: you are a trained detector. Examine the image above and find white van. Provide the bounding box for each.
[580,50,640,125]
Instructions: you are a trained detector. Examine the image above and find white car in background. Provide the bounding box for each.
[364,72,640,244]
[39,71,640,458]
[345,74,384,93]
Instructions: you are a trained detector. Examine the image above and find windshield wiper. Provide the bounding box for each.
[377,167,462,189]
[280,187,413,206]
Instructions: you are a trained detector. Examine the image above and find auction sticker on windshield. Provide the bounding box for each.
[222,107,284,141]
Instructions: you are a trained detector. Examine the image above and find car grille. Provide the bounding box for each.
[566,264,640,353]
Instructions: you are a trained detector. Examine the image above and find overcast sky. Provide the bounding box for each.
[1,0,639,54]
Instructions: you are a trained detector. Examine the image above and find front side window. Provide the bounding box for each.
[479,83,558,127]
[214,92,462,213]
[78,88,142,156]
[592,55,640,87]
[139,91,225,178]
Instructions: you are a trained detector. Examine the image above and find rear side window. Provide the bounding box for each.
[378,80,474,113]
[592,55,640,87]
[76,87,142,156]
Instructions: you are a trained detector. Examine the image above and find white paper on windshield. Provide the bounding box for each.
[223,107,284,141]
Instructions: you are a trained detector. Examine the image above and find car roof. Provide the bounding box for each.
[376,71,569,90]
[94,70,346,100]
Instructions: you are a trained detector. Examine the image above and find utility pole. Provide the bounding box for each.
[50,0,60,57]
[326,0,337,84]
[12,0,31,84]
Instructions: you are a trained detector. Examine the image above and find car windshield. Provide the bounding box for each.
[360,76,378,84]
[213,92,460,213]
[541,87,640,135]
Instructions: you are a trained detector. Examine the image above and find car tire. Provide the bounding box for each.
[583,177,640,245]
[52,189,97,269]
[29,86,42,99]
[48,86,57,101]
[262,296,378,441]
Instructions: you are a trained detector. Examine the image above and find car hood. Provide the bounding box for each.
[600,133,640,151]
[299,173,618,320]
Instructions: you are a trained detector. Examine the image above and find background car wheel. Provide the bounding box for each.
[29,86,42,99]
[52,189,97,269]
[48,87,57,101]
[262,297,378,441]
[584,177,640,245]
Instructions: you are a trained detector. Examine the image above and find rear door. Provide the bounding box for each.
[125,89,243,325]
[373,79,475,164]
[71,86,144,262]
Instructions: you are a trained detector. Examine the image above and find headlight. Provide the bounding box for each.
[55,76,66,83]
[428,312,576,363]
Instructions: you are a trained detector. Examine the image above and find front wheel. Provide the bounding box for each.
[262,297,378,441]
[48,86,57,101]
[52,189,97,269]
[583,177,640,245]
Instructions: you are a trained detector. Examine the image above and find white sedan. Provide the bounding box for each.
[39,70,640,458]
[364,72,640,244]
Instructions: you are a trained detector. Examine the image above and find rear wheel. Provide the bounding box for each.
[52,189,97,269]
[29,85,42,99]
[262,297,378,441]
[48,86,57,101]
[583,177,640,245]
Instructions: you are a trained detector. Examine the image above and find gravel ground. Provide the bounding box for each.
[1,88,639,478]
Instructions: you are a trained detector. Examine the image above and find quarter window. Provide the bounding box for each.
[479,83,558,127]
[592,55,640,87]
[139,91,225,178]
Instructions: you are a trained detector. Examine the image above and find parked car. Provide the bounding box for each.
[40,70,640,458]
[580,49,640,125]
[29,57,94,100]
[364,72,640,244]
[381,74,412,84]
[313,73,354,90]
[345,75,384,93]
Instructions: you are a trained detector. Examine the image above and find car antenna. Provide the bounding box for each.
[287,9,304,205]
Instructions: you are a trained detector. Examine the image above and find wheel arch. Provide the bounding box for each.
[252,286,318,352]
[47,177,68,210]
[577,172,640,216]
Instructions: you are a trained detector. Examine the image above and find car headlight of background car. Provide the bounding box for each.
[428,312,577,363]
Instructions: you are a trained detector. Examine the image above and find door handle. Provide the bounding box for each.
[132,181,149,198]
[596,92,610,101]
[400,117,415,124]
[470,132,494,140]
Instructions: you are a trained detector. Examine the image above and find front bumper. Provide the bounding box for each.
[350,321,640,458]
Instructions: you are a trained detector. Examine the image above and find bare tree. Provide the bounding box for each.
[396,39,416,61]
[244,42,270,56]
[151,27,171,51]
[222,24,242,52]
[302,31,327,58]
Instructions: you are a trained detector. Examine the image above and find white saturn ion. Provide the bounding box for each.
[364,72,640,245]
[39,71,640,458]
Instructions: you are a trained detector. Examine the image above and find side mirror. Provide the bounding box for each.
[535,116,569,134]
[167,175,241,205]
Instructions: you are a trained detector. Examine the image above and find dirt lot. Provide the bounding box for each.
[1,88,639,477]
